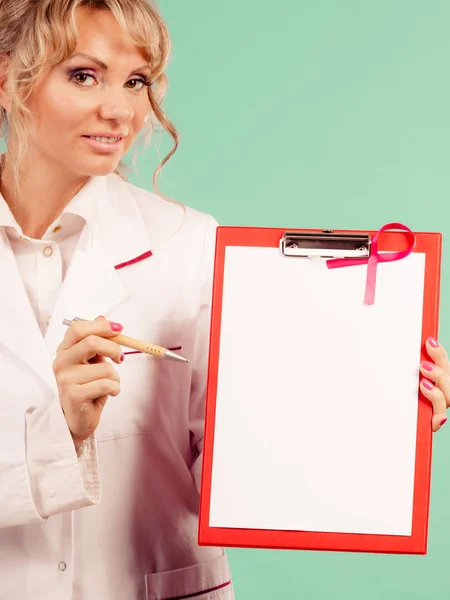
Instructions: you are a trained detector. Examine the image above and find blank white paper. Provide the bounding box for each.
[209,247,426,536]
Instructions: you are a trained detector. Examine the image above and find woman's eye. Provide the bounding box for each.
[71,72,96,87]
[126,78,147,91]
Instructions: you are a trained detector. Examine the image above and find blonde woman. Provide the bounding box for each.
[0,1,232,598]
[0,1,448,600]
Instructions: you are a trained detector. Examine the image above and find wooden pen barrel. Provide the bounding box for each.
[111,333,166,358]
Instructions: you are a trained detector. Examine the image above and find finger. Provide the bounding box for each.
[88,318,107,364]
[420,378,448,432]
[425,337,450,376]
[64,362,121,386]
[419,362,450,408]
[74,378,121,406]
[58,316,124,351]
[58,335,123,367]
[74,336,123,365]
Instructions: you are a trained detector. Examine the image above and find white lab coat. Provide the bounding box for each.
[0,173,234,599]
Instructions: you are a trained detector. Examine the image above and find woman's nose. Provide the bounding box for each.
[99,98,134,123]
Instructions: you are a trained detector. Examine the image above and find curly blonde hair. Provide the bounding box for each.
[0,0,178,197]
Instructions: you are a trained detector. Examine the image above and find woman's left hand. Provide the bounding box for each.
[419,337,450,432]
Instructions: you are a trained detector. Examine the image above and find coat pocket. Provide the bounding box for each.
[95,319,192,439]
[145,552,233,600]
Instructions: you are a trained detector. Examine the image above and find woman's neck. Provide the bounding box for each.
[0,153,89,239]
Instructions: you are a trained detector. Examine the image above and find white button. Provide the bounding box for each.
[43,245,54,257]
[48,489,55,498]
[58,562,67,572]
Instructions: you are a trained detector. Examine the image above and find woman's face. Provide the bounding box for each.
[19,7,152,177]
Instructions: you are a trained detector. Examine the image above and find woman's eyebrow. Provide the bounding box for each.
[67,52,151,73]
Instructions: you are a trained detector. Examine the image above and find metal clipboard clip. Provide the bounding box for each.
[280,229,371,259]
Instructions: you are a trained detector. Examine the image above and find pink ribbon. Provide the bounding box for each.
[326,223,416,306]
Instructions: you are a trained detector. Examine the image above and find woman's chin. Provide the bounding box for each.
[78,159,123,177]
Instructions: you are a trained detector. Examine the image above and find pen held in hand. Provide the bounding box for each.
[62,317,189,363]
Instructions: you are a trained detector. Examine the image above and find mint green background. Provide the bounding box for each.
[131,2,450,598]
[0,2,448,597]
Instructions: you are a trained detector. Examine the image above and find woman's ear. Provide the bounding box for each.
[0,55,11,112]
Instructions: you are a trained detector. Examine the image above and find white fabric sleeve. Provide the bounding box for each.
[189,215,218,492]
[0,392,100,528]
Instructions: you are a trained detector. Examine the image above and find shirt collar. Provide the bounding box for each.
[0,166,107,246]
[57,175,106,246]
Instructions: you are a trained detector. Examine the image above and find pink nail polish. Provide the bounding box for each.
[110,322,123,332]
[120,353,125,362]
[422,379,434,391]
[428,337,439,349]
[421,361,435,372]
[440,417,447,427]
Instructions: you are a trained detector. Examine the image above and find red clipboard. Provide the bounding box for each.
[199,226,442,554]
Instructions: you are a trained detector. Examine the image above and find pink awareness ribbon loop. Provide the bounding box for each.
[326,223,416,306]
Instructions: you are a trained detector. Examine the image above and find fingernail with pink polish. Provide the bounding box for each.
[428,337,439,349]
[421,361,435,372]
[120,353,125,362]
[440,417,447,427]
[110,322,123,332]
[422,379,434,391]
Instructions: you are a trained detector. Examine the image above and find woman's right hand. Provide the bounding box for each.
[53,316,124,446]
